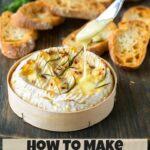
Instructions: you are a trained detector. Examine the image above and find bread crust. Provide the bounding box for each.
[122,5,150,30]
[0,11,38,59]
[43,0,105,20]
[12,1,64,30]
[109,20,150,70]
[96,0,113,6]
[1,40,36,59]
[63,22,117,56]
[122,5,150,21]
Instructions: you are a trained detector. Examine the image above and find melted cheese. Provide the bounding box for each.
[78,76,96,95]
[82,43,88,79]
[78,44,96,95]
[76,19,113,96]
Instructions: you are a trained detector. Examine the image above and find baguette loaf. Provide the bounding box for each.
[63,22,117,56]
[0,11,38,59]
[109,21,150,70]
[12,1,64,30]
[42,0,105,20]
[122,6,150,29]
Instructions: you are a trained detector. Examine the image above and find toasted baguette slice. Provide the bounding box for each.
[122,6,150,29]
[42,0,105,20]
[12,1,64,30]
[109,21,150,70]
[63,22,117,56]
[0,11,38,59]
[96,0,113,6]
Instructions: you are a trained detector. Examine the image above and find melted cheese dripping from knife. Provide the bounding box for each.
[76,18,113,94]
[83,43,88,79]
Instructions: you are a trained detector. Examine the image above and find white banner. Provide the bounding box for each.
[3,139,148,150]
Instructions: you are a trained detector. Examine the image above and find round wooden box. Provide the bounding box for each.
[7,52,117,132]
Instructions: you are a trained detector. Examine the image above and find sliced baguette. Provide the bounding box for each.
[12,1,64,30]
[122,6,150,29]
[0,11,38,59]
[96,0,113,6]
[63,22,117,56]
[42,0,105,20]
[109,20,150,70]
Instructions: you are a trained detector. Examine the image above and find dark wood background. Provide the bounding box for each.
[0,0,150,138]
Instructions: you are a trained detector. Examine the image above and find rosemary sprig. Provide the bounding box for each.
[64,76,76,93]
[59,76,76,94]
[45,57,61,66]
[69,49,83,67]
[95,83,110,89]
[41,73,54,77]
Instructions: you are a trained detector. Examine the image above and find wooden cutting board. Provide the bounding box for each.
[0,0,150,138]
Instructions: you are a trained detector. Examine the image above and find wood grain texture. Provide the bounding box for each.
[0,0,150,138]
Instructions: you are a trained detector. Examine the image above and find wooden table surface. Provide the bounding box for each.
[0,0,150,138]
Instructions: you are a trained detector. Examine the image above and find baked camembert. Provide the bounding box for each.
[11,47,114,112]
